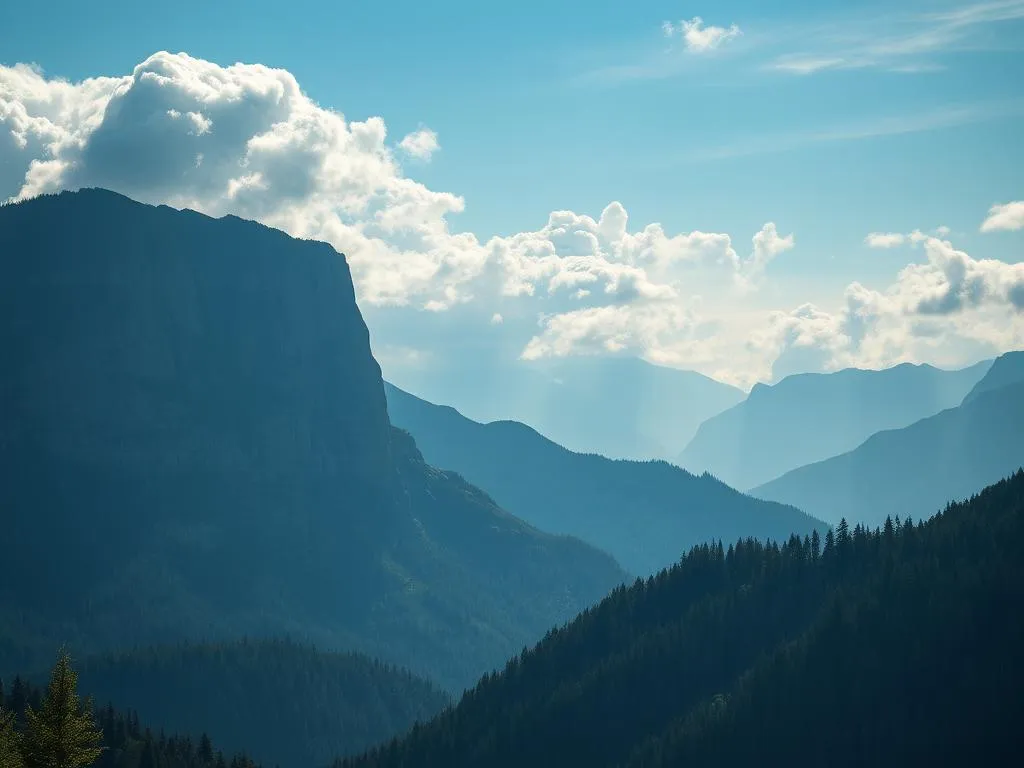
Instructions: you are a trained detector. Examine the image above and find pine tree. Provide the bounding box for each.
[0,708,24,768]
[21,651,103,768]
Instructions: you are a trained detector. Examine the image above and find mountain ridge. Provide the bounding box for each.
[384,382,826,576]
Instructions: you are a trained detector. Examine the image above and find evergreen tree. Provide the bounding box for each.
[22,651,103,768]
[1,709,23,768]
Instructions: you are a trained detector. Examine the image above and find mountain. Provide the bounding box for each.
[678,360,991,490]
[385,383,826,576]
[962,349,1024,404]
[0,189,626,692]
[62,640,449,768]
[341,470,1024,768]
[386,355,744,461]
[752,353,1024,528]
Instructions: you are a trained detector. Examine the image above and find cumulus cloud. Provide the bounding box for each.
[865,232,906,248]
[755,231,1024,380]
[1,51,1020,388]
[980,200,1024,232]
[399,127,440,161]
[663,17,742,52]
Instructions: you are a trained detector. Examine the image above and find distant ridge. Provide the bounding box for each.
[753,350,1024,527]
[385,382,826,576]
[678,360,991,490]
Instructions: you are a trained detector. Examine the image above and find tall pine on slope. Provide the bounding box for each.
[0,707,23,768]
[22,651,103,768]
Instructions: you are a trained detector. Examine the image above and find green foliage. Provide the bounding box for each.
[22,651,103,768]
[343,469,1024,768]
[0,709,23,768]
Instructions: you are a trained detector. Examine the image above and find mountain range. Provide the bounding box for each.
[385,382,826,576]
[678,360,991,490]
[386,354,744,461]
[0,188,625,692]
[753,351,1024,527]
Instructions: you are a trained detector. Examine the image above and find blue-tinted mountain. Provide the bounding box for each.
[0,188,625,692]
[385,383,826,576]
[342,470,1024,768]
[961,349,1024,404]
[678,360,991,490]
[387,355,744,461]
[752,352,1024,527]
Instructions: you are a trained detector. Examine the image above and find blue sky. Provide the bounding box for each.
[1,0,1022,387]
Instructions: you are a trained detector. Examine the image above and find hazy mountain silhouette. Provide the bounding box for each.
[63,639,450,768]
[387,355,744,461]
[343,471,1024,768]
[0,189,625,692]
[385,383,826,576]
[961,349,1024,404]
[678,360,991,490]
[752,351,1024,527]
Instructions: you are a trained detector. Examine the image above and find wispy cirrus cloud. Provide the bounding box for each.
[769,0,1024,75]
[675,100,1022,164]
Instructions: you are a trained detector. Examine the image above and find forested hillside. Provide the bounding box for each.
[343,470,1024,768]
[65,640,449,768]
[386,383,825,575]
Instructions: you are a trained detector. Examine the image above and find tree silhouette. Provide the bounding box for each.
[22,651,103,768]
[0,708,23,768]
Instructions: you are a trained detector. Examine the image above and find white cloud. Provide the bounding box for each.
[756,231,1024,380]
[865,232,906,248]
[399,127,440,161]
[490,312,504,325]
[1,51,1020,389]
[664,17,742,53]
[980,200,1024,232]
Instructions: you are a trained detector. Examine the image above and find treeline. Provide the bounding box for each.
[1,652,255,768]
[70,639,449,767]
[342,470,1024,768]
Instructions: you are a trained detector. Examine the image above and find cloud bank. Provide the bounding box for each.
[1,51,1021,387]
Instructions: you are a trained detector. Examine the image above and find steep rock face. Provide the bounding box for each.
[0,189,625,691]
[2,189,397,621]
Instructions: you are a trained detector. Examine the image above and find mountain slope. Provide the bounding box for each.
[64,640,449,768]
[962,349,1024,404]
[678,360,991,490]
[342,470,1024,768]
[752,355,1024,527]
[387,355,744,461]
[385,383,826,575]
[0,189,625,691]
